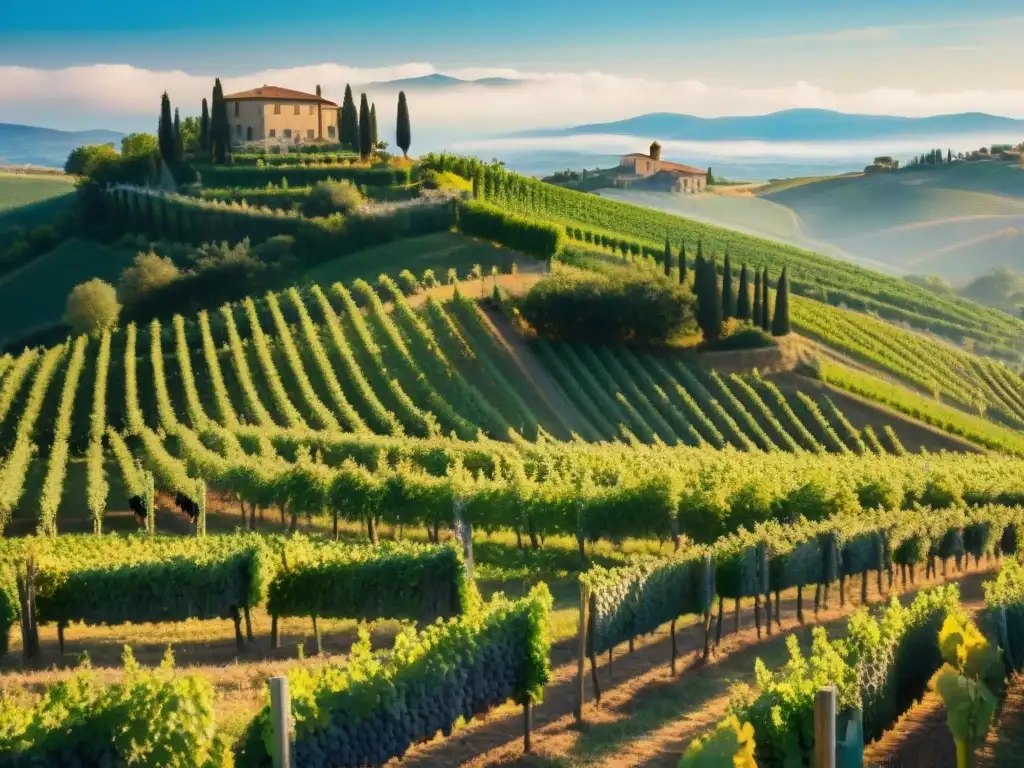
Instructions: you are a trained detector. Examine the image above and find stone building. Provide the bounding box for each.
[619,142,707,193]
[223,85,340,146]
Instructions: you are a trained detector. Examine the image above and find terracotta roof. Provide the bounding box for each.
[223,85,338,106]
[621,154,706,175]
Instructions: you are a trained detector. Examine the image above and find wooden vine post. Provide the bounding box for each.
[269,675,292,768]
[453,497,473,580]
[145,471,156,536]
[575,581,588,723]
[16,556,40,664]
[587,592,601,705]
[813,685,837,768]
[523,699,533,753]
[197,480,207,537]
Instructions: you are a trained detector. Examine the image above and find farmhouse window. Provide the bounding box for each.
[310,105,316,115]
[283,128,292,138]
[234,102,239,117]
[236,124,242,136]
[307,129,314,139]
[294,105,300,115]
[274,104,281,115]
[269,129,276,138]
[327,125,335,138]
[246,126,253,140]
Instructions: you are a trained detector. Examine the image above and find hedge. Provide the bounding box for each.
[456,200,563,262]
[237,584,552,768]
[195,164,410,189]
[104,187,456,268]
[199,184,420,211]
[265,538,475,624]
[985,560,1024,672]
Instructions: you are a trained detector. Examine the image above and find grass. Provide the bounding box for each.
[0,237,134,345]
[0,172,77,248]
[299,230,533,288]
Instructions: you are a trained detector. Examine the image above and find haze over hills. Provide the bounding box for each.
[515,109,1024,142]
[0,123,123,168]
[361,73,520,90]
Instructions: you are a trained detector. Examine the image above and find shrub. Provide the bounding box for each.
[26,225,59,254]
[64,279,121,335]
[301,179,365,218]
[117,251,181,306]
[679,715,757,768]
[706,320,775,352]
[422,268,438,288]
[64,143,118,176]
[518,269,695,345]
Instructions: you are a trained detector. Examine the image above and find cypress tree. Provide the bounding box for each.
[200,98,210,153]
[737,263,751,322]
[158,92,176,165]
[771,266,791,336]
[721,249,734,318]
[947,148,953,163]
[752,267,762,324]
[396,91,411,157]
[210,78,229,164]
[678,242,687,285]
[761,267,771,330]
[340,85,358,150]
[697,254,723,342]
[663,238,673,278]
[173,107,182,156]
[369,102,378,151]
[358,93,372,160]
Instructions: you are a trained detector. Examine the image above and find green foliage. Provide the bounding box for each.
[771,266,791,336]
[121,132,158,158]
[64,279,120,336]
[0,647,231,767]
[266,538,475,623]
[706,319,774,351]
[301,179,365,218]
[984,561,1024,673]
[457,201,564,262]
[238,584,552,768]
[195,164,409,189]
[117,250,181,307]
[396,91,411,157]
[519,267,695,345]
[64,144,118,176]
[679,715,757,768]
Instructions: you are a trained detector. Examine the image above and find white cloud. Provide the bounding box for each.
[2,62,1024,139]
[761,26,897,44]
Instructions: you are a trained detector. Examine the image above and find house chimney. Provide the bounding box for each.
[649,141,662,161]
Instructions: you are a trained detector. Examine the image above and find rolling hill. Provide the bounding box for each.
[0,123,123,168]
[515,108,1024,141]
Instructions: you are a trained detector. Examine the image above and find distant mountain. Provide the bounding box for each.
[0,123,123,168]
[361,74,520,91]
[513,109,1024,142]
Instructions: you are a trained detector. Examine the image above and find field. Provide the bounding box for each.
[0,237,134,345]
[4,149,1024,767]
[0,171,77,248]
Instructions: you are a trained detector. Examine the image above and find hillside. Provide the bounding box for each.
[516,108,1024,141]
[7,141,1024,768]
[0,123,122,168]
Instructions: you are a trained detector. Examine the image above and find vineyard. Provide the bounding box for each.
[6,141,1024,767]
[424,154,1024,359]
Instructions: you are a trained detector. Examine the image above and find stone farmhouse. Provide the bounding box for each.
[224,85,340,146]
[619,142,707,193]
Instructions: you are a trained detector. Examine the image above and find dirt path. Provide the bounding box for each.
[399,565,997,768]
[476,304,597,441]
[978,673,1024,767]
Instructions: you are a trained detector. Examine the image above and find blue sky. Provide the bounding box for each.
[1,1,1022,135]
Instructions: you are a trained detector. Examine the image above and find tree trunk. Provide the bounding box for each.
[367,516,379,545]
[332,510,339,541]
[715,595,724,646]
[734,598,741,634]
[529,523,540,550]
[797,584,805,624]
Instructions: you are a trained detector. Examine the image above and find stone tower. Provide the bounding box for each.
[649,141,662,161]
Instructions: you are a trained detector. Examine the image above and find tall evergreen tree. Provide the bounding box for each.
[315,85,323,139]
[752,267,762,325]
[760,267,771,330]
[396,91,411,157]
[721,249,735,318]
[200,98,210,153]
[771,266,791,336]
[736,263,751,322]
[210,78,230,164]
[369,102,378,150]
[947,148,953,163]
[173,108,182,156]
[697,254,723,342]
[678,242,687,285]
[340,85,358,150]
[358,93,372,159]
[158,92,176,165]
[663,238,673,278]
